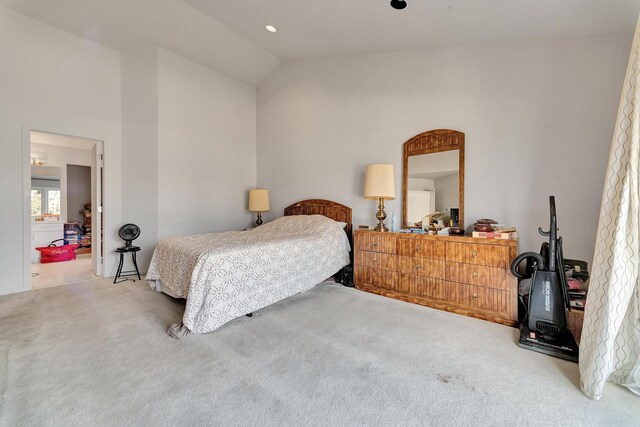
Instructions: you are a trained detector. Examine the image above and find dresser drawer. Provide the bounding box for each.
[445,262,511,291]
[448,282,511,314]
[398,256,445,279]
[353,232,518,327]
[445,242,510,268]
[355,266,398,289]
[356,233,397,254]
[399,274,449,300]
[397,238,445,259]
[355,251,397,271]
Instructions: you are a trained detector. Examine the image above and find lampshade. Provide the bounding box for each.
[364,164,396,199]
[248,189,270,212]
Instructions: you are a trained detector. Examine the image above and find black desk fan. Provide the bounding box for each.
[114,223,141,284]
[119,224,140,248]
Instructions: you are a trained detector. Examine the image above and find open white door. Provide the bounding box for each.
[91,142,103,276]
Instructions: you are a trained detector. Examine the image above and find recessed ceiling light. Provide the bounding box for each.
[265,25,277,33]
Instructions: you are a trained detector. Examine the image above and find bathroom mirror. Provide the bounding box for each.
[402,129,465,228]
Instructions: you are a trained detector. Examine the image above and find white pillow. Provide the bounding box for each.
[335,221,347,229]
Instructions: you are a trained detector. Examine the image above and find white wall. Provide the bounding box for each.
[434,173,459,215]
[30,142,92,222]
[408,150,459,176]
[157,49,257,239]
[67,164,91,224]
[0,4,631,295]
[257,33,632,262]
[1,8,259,295]
[120,50,159,271]
[408,178,434,191]
[0,6,122,295]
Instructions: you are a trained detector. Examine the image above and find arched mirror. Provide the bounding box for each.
[402,129,465,229]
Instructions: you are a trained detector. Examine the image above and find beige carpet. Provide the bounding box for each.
[0,279,638,426]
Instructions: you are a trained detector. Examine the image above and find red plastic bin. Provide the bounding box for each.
[36,240,80,263]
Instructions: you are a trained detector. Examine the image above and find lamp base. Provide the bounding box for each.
[374,198,388,232]
[255,212,263,227]
[374,224,389,232]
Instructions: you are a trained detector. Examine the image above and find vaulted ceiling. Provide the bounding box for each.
[0,0,280,86]
[1,0,638,86]
[185,0,640,59]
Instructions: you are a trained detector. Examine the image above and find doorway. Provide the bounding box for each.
[24,130,104,290]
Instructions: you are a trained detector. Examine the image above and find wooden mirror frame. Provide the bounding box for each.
[402,129,465,229]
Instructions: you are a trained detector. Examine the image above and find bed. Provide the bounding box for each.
[146,199,352,337]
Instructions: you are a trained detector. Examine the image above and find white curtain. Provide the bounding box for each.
[579,18,640,400]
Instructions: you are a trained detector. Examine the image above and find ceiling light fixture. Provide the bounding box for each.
[265,25,277,33]
[390,0,407,9]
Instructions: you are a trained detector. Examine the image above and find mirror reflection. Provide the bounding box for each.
[31,166,62,218]
[406,149,459,227]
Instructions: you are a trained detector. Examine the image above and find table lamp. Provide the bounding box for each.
[364,164,395,232]
[248,189,270,226]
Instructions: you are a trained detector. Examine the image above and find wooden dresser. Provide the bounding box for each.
[354,230,519,326]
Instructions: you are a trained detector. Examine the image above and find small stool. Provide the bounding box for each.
[114,246,141,284]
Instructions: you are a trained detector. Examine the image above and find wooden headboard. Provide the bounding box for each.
[284,199,352,236]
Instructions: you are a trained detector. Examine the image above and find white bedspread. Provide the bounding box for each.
[146,215,350,334]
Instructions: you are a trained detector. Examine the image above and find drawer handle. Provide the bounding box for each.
[372,242,378,246]
[373,258,377,262]
[416,264,422,270]
[415,246,422,252]
[472,272,479,279]
[472,250,478,257]
[472,293,478,299]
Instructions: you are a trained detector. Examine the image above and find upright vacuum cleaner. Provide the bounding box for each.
[510,196,579,362]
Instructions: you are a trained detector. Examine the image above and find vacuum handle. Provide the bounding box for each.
[510,252,546,279]
[557,236,571,310]
[548,196,557,271]
[539,227,560,237]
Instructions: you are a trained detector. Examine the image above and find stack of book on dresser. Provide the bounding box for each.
[471,218,518,240]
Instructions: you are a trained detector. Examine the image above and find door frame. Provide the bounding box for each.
[22,125,105,291]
